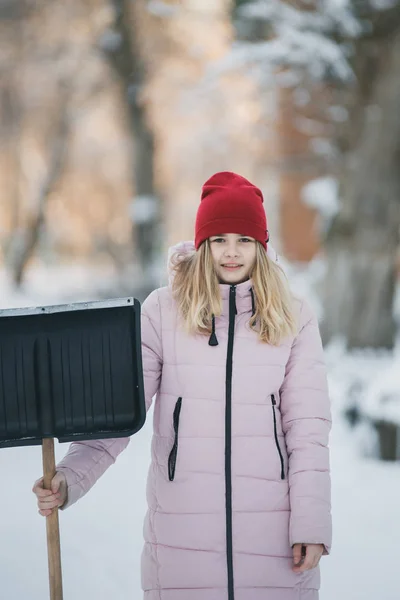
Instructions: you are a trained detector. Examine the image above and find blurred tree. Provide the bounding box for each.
[6,83,71,287]
[0,2,92,285]
[323,5,400,349]
[0,0,26,19]
[0,1,127,286]
[233,0,400,349]
[100,0,162,299]
[0,2,72,286]
[0,3,25,246]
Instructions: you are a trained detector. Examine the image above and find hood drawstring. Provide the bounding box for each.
[250,287,256,317]
[208,314,219,346]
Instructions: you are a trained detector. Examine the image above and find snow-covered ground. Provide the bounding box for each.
[0,264,398,600]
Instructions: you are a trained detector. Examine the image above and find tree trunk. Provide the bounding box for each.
[322,29,400,349]
[6,84,70,287]
[102,0,161,299]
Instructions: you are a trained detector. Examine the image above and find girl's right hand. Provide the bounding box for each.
[32,471,68,517]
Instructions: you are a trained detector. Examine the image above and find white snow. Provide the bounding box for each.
[309,136,338,159]
[211,31,353,85]
[301,176,340,220]
[129,195,159,225]
[238,0,361,38]
[0,263,399,600]
[146,0,178,18]
[293,87,311,107]
[99,29,122,53]
[370,0,399,10]
[330,344,400,429]
[226,0,361,86]
[327,104,349,122]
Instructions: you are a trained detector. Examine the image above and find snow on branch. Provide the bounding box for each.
[218,0,362,84]
[369,0,400,11]
[238,0,361,38]
[209,28,353,84]
[301,176,339,232]
[146,0,179,18]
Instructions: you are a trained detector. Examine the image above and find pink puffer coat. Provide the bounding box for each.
[57,242,332,600]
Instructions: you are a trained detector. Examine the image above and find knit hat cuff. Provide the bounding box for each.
[195,217,267,249]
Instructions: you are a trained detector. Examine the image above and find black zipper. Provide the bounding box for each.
[168,397,182,481]
[271,394,285,480]
[225,285,237,600]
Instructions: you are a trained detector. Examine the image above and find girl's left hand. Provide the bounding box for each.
[292,543,324,573]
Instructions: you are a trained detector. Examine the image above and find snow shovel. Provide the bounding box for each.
[0,297,146,600]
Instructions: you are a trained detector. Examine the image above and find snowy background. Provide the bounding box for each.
[1,1,400,598]
[0,263,399,600]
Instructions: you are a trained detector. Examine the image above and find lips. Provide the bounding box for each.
[221,264,242,269]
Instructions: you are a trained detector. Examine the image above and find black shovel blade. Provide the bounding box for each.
[0,298,146,448]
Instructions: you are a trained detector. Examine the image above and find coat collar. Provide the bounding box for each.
[219,279,254,317]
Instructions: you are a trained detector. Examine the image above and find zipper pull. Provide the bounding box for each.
[208,314,219,346]
[271,394,276,405]
[230,285,237,315]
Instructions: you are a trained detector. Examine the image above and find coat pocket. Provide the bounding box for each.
[168,397,183,481]
[271,394,285,480]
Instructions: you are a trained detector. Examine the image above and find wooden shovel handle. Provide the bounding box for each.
[42,438,63,600]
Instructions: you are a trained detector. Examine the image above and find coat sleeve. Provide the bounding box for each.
[279,299,332,555]
[58,289,163,509]
[141,289,163,411]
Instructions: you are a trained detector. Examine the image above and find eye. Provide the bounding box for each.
[211,237,225,243]
[240,237,252,243]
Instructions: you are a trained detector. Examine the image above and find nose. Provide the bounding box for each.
[223,242,239,258]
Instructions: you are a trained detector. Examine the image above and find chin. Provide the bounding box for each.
[218,271,250,285]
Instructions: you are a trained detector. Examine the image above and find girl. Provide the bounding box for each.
[33,171,332,600]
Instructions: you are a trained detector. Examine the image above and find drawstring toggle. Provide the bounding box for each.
[208,314,219,346]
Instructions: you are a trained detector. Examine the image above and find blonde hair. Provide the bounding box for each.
[170,240,297,345]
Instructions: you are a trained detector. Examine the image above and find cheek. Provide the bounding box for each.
[245,247,257,265]
[210,246,222,264]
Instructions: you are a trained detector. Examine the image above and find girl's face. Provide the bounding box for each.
[209,233,257,284]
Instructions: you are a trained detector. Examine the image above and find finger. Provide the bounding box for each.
[38,489,61,501]
[303,547,317,570]
[38,491,61,503]
[292,561,306,573]
[51,475,63,494]
[292,548,313,573]
[38,499,60,510]
[292,544,303,566]
[38,501,61,512]
[308,546,323,569]
[293,560,312,573]
[34,486,56,499]
[38,495,63,509]
[32,478,57,498]
[38,508,54,517]
[32,478,47,495]
[32,478,43,492]
[300,549,318,572]
[37,492,61,506]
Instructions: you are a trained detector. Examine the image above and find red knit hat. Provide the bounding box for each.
[195,171,268,250]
